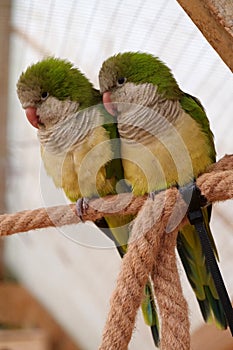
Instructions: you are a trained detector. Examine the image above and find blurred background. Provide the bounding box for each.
[0,0,233,349]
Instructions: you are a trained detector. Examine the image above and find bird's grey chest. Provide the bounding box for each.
[116,82,181,145]
[37,101,101,155]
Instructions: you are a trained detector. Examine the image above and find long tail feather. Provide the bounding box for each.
[141,282,160,347]
[177,208,228,330]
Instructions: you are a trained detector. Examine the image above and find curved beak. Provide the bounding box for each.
[25,107,39,129]
[103,91,117,117]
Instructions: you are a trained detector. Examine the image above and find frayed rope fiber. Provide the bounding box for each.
[152,226,190,350]
[99,188,191,350]
[1,155,233,236]
[0,155,233,349]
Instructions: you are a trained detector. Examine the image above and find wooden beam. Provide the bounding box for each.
[176,0,233,71]
[0,283,82,350]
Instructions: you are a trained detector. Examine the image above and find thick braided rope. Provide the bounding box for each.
[99,189,185,349]
[152,231,190,350]
[0,193,145,236]
[99,189,189,350]
[99,155,233,350]
[151,187,191,349]
[0,155,232,349]
[0,204,78,235]
[0,155,232,236]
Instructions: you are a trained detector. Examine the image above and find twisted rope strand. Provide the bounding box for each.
[98,155,233,350]
[152,231,190,350]
[0,155,232,349]
[99,189,188,349]
[151,189,190,349]
[0,204,78,235]
[0,170,232,236]
[0,194,146,236]
[0,155,232,236]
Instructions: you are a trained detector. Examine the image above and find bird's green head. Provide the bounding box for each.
[99,51,181,100]
[17,57,100,128]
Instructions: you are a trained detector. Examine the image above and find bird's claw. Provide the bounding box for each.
[148,185,178,200]
[76,197,90,222]
[148,190,161,201]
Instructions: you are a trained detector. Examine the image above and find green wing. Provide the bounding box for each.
[177,215,227,329]
[178,93,227,329]
[180,92,216,162]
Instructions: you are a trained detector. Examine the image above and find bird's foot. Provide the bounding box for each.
[76,197,90,222]
[148,184,179,201]
[148,190,162,201]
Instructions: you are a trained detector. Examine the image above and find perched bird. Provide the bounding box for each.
[17,56,133,245]
[17,57,159,345]
[99,51,228,333]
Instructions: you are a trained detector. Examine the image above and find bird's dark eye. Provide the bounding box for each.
[117,77,126,86]
[41,91,49,100]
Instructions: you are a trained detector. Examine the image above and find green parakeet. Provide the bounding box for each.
[16,57,159,345]
[99,51,228,333]
[17,57,124,203]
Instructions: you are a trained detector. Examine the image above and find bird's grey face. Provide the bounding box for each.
[100,72,158,120]
[17,83,78,129]
[17,84,41,109]
[99,57,159,120]
[17,84,45,128]
[36,96,79,129]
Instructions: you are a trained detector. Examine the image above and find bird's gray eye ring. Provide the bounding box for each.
[41,91,49,100]
[117,77,126,86]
